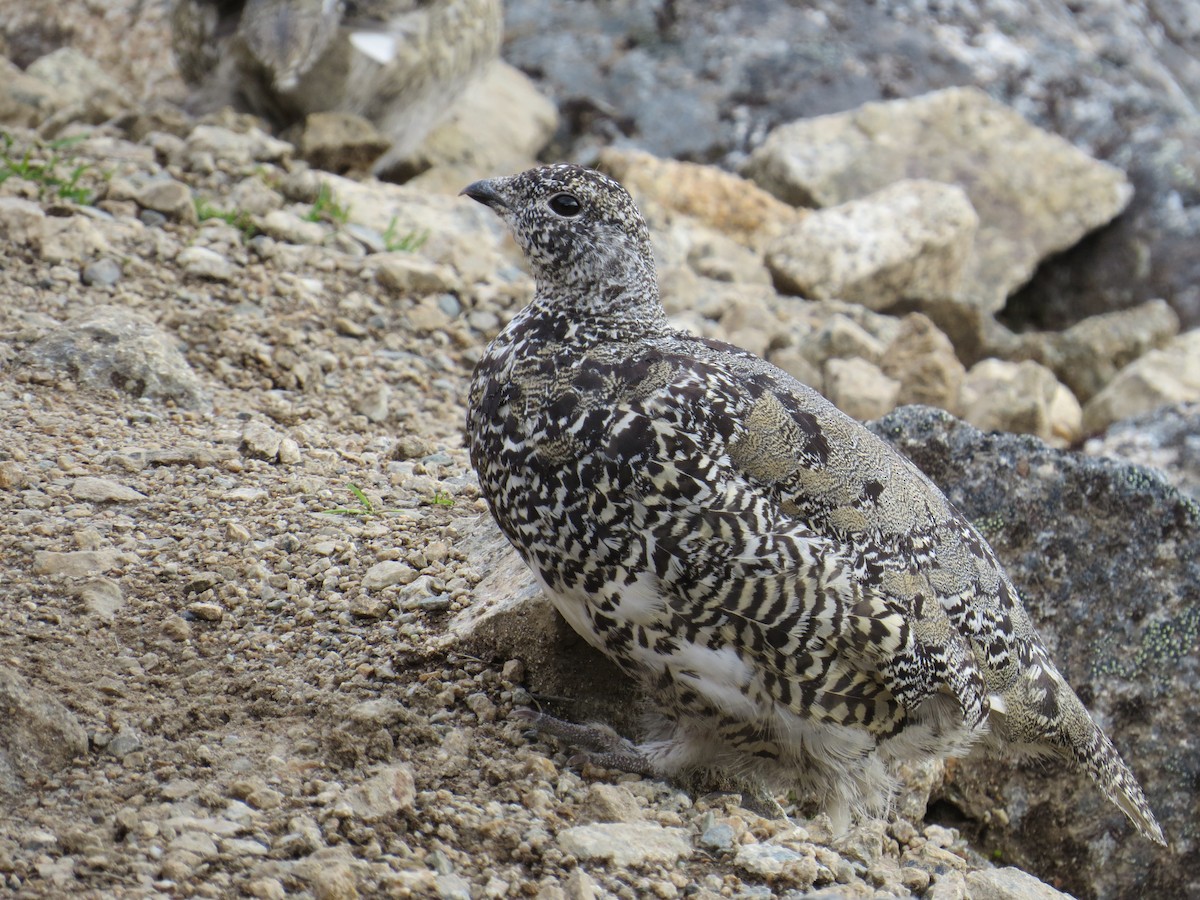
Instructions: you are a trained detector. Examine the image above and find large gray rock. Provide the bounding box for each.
[506,0,1200,327]
[746,87,1132,315]
[25,305,211,411]
[869,405,1199,900]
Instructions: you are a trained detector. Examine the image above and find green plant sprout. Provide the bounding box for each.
[305,182,350,224]
[0,132,104,205]
[320,483,405,518]
[382,216,429,252]
[195,197,260,241]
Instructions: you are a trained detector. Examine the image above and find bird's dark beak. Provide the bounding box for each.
[460,179,509,211]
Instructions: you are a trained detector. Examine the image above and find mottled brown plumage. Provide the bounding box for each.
[462,164,1165,844]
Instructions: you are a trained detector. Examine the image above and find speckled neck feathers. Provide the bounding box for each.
[462,164,668,335]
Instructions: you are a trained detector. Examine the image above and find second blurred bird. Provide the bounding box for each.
[170,0,502,174]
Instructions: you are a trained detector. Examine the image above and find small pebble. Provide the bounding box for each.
[82,258,122,286]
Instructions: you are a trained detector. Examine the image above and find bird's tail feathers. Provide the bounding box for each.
[992,666,1165,845]
[1063,703,1166,846]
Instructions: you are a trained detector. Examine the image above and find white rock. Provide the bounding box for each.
[136,178,196,222]
[186,124,293,166]
[396,60,558,177]
[746,86,1133,313]
[260,210,328,245]
[374,254,460,296]
[881,313,965,412]
[353,385,391,423]
[1083,330,1200,433]
[0,198,46,249]
[25,47,125,113]
[556,822,691,867]
[40,215,109,263]
[278,437,302,465]
[70,476,146,503]
[767,179,978,310]
[362,561,420,590]
[800,313,888,366]
[960,358,1082,446]
[823,357,901,421]
[74,578,124,621]
[966,867,1074,900]
[168,831,219,859]
[734,843,819,883]
[337,764,416,822]
[241,421,284,461]
[178,246,236,281]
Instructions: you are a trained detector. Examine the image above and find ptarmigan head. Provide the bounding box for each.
[462,165,659,304]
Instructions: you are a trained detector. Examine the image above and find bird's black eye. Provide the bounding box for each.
[548,193,582,217]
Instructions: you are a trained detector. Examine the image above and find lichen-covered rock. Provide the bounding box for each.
[870,405,1199,900]
[1086,403,1200,503]
[745,87,1132,314]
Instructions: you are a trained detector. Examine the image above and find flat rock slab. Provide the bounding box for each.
[69,476,147,503]
[556,822,691,867]
[26,305,210,411]
[745,86,1132,313]
[966,867,1074,900]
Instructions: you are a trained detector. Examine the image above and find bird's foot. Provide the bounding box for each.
[512,709,658,777]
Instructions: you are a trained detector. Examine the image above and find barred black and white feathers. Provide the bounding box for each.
[462,164,1165,845]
